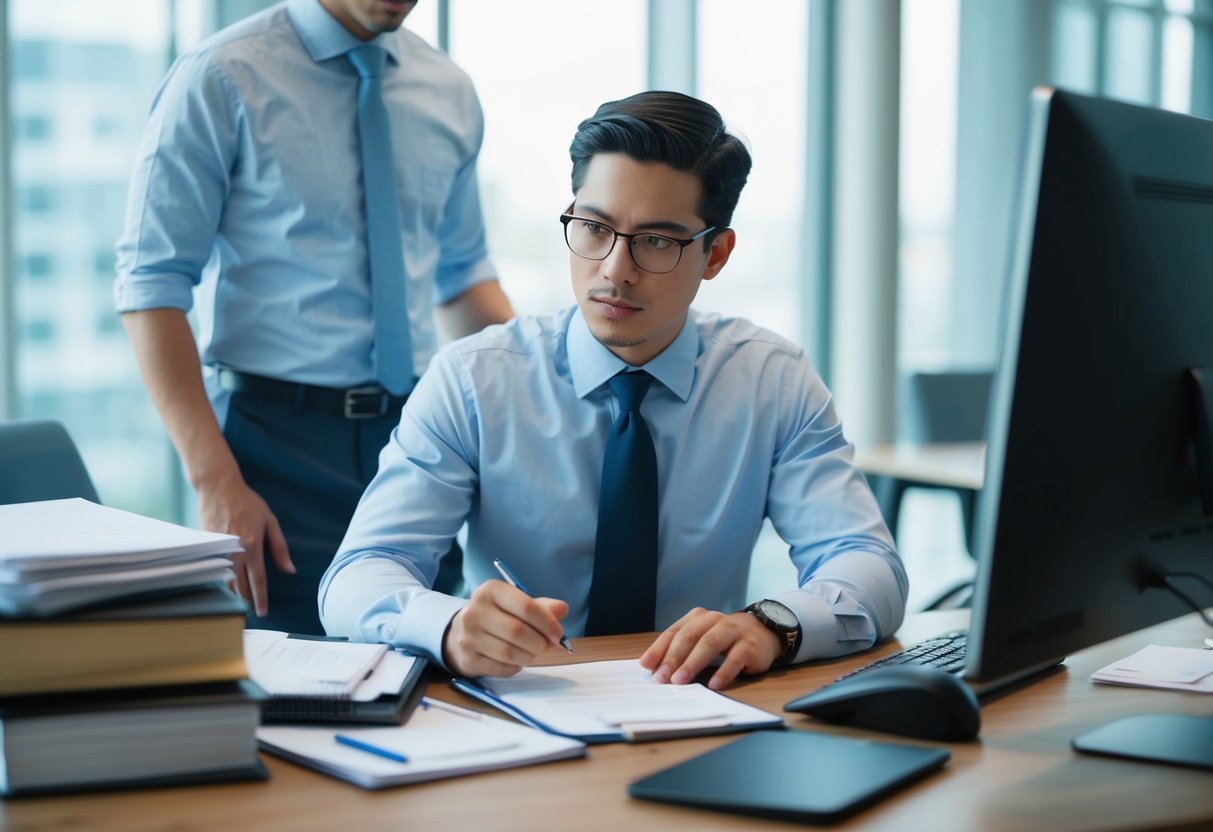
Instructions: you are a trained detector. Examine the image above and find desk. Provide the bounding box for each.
[856,443,987,582]
[4,610,1212,832]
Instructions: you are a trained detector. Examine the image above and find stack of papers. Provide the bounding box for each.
[244,630,427,724]
[0,498,240,616]
[1091,644,1213,692]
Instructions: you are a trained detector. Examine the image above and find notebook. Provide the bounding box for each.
[628,730,950,823]
[257,697,586,789]
[244,630,427,724]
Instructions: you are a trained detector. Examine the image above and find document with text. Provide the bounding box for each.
[451,658,784,743]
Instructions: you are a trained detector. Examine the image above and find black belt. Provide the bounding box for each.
[217,368,407,420]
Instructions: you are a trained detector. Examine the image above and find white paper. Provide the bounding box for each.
[244,630,388,696]
[256,697,586,789]
[476,658,782,738]
[1091,644,1213,693]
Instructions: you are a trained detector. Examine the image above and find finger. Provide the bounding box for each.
[229,554,254,608]
[707,645,751,691]
[640,618,686,674]
[668,620,736,685]
[491,583,568,649]
[237,538,269,618]
[263,513,295,574]
[653,609,715,682]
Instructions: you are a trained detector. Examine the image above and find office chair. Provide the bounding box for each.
[0,418,100,505]
[878,370,992,611]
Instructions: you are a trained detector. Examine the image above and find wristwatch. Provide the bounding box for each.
[741,599,802,666]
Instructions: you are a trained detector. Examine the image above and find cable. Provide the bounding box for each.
[1160,573,1213,629]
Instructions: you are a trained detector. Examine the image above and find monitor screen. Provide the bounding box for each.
[966,87,1213,686]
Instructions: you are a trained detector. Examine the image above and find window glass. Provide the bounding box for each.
[898,0,959,369]
[447,1,646,316]
[10,0,175,517]
[1106,6,1155,103]
[697,0,808,343]
[1053,1,1099,93]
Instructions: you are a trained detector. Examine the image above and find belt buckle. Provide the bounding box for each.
[343,386,389,419]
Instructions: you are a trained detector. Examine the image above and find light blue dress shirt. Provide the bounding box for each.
[320,307,908,668]
[113,0,496,418]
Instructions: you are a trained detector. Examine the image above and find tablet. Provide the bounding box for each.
[628,730,950,824]
[1072,714,1213,771]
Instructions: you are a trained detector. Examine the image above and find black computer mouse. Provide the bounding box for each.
[783,664,981,742]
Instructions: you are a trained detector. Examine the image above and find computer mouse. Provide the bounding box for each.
[783,664,981,742]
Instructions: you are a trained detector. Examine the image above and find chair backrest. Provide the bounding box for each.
[900,370,994,443]
[0,419,100,505]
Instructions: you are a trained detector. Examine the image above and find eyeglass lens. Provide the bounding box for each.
[564,218,683,274]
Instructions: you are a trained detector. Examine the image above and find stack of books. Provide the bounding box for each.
[0,498,265,797]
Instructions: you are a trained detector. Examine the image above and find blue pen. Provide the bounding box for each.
[334,733,408,763]
[492,558,573,653]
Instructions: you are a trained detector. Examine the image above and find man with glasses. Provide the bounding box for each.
[321,91,906,690]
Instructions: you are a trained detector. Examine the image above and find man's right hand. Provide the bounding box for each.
[196,473,295,617]
[442,580,568,678]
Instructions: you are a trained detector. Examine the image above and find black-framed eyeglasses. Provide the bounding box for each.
[559,203,718,275]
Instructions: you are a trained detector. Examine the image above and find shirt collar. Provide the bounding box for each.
[287,0,402,65]
[567,307,698,403]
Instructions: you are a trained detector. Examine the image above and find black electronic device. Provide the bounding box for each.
[784,664,980,742]
[963,88,1213,691]
[627,731,949,824]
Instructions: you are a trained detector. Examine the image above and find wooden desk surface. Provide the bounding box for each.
[4,610,1212,832]
[855,441,986,491]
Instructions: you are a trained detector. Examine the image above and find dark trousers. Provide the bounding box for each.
[223,391,461,634]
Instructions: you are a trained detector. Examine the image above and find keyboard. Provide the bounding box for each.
[835,630,969,682]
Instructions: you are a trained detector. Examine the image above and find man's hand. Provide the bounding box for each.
[197,473,294,617]
[639,607,782,691]
[443,580,569,678]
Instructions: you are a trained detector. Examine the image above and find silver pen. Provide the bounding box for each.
[492,557,573,653]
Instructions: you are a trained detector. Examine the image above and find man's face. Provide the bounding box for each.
[320,0,417,41]
[569,153,735,366]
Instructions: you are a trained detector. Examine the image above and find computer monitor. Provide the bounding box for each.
[965,87,1213,689]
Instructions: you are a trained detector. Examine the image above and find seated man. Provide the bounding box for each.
[320,91,907,690]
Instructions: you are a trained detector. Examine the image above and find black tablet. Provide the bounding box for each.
[628,730,950,824]
[1072,714,1213,771]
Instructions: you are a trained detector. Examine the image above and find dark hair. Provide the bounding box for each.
[568,91,752,234]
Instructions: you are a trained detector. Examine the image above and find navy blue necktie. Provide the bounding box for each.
[586,371,659,635]
[348,45,413,396]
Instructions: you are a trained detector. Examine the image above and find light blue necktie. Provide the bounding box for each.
[348,45,413,396]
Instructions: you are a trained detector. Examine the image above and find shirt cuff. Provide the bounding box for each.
[113,273,196,313]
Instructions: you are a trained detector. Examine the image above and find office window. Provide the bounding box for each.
[897,0,960,369]
[697,0,808,343]
[446,1,646,316]
[8,0,176,517]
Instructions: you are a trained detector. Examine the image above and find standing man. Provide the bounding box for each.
[115,0,511,634]
[320,91,907,690]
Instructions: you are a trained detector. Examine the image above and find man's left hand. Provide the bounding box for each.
[638,607,782,691]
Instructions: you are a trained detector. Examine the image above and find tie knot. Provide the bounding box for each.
[347,45,387,78]
[609,371,653,412]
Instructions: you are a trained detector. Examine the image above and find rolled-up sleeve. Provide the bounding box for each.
[114,52,240,313]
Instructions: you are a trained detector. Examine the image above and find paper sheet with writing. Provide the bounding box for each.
[1091,644,1213,693]
[472,659,783,741]
[244,630,390,697]
[256,698,585,789]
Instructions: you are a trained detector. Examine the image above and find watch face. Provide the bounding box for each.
[757,600,797,629]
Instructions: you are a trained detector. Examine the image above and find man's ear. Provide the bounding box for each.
[701,229,736,282]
